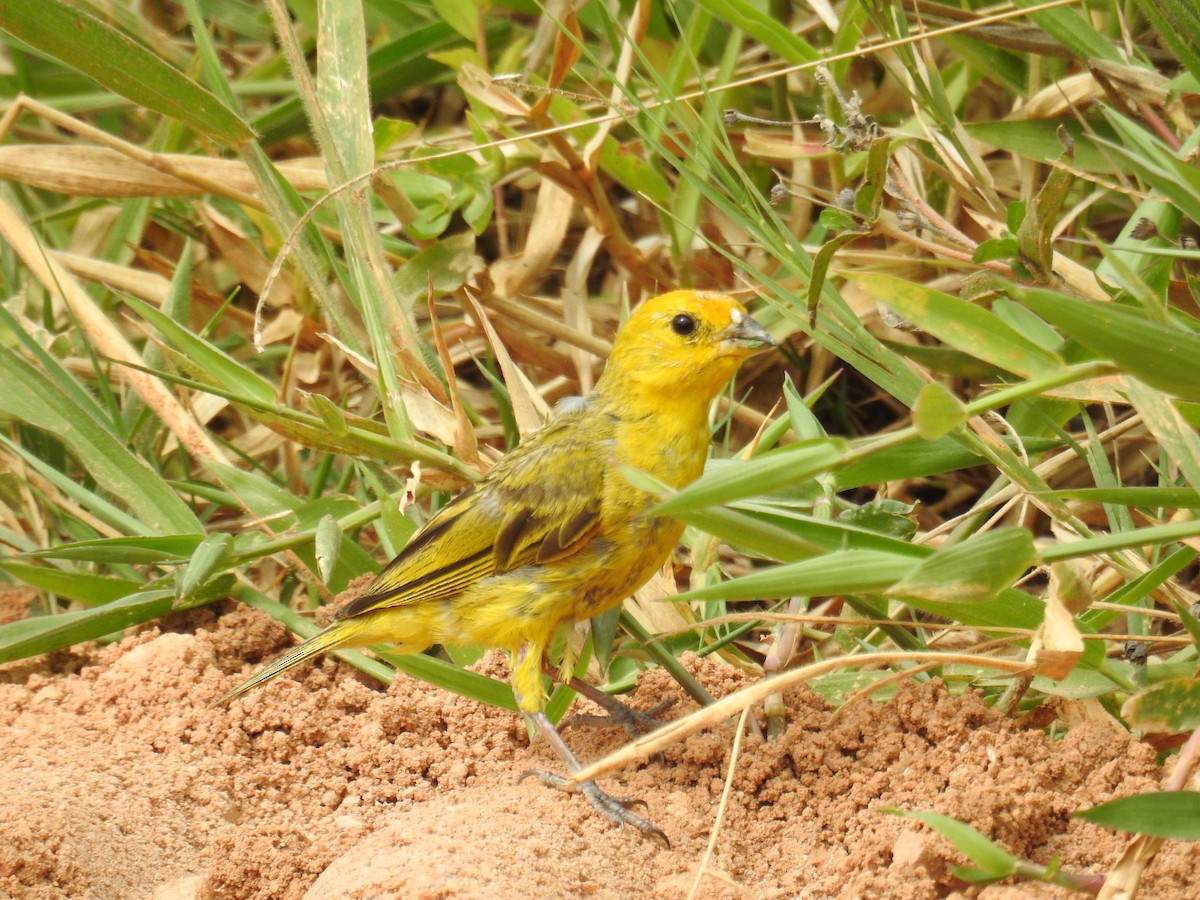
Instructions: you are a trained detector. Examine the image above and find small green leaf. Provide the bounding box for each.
[912,382,967,440]
[1006,201,1027,233]
[854,137,892,219]
[808,231,867,326]
[883,808,1017,877]
[1075,792,1200,839]
[315,514,342,583]
[598,138,672,207]
[1016,131,1075,281]
[308,393,351,437]
[837,499,918,541]
[972,237,1019,264]
[817,207,859,233]
[176,533,234,604]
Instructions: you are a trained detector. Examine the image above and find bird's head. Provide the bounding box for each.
[596,290,775,408]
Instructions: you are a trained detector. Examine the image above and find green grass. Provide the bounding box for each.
[3,0,1200,886]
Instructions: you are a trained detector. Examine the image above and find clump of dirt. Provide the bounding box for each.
[0,606,1192,898]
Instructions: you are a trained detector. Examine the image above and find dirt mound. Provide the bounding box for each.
[0,606,1191,898]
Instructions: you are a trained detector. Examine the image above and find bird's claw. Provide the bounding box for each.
[562,697,677,739]
[519,769,670,849]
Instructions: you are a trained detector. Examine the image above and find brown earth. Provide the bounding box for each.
[0,604,1193,899]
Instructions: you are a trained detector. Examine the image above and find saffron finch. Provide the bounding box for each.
[218,290,774,846]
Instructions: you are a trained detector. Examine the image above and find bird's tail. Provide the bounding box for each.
[215,621,355,706]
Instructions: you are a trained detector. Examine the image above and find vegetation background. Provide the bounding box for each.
[2,0,1199,891]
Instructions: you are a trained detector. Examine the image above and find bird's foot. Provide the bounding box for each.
[562,694,677,739]
[520,769,670,849]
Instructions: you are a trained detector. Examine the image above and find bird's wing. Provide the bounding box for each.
[335,413,610,619]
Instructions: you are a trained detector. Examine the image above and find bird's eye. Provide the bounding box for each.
[670,314,697,336]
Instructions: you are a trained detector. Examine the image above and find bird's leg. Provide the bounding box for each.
[520,710,670,848]
[541,659,675,738]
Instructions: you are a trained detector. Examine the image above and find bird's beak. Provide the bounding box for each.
[718,311,776,352]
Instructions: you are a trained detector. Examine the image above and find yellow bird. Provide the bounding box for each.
[218,290,774,845]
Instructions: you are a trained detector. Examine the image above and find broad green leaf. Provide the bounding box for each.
[1015,288,1200,400]
[598,138,672,207]
[887,529,1038,606]
[834,436,1062,490]
[1009,0,1122,63]
[0,0,251,145]
[1041,487,1200,508]
[1101,111,1200,229]
[973,237,1019,264]
[392,232,483,308]
[807,670,900,706]
[856,274,1064,379]
[430,0,479,42]
[0,561,140,606]
[205,460,302,520]
[653,438,848,516]
[121,294,277,408]
[1075,792,1200,839]
[0,589,173,663]
[0,350,201,535]
[670,505,825,562]
[966,120,1118,174]
[692,0,818,64]
[727,502,929,557]
[1135,0,1200,82]
[837,500,919,541]
[678,549,913,602]
[1124,378,1200,492]
[22,535,204,564]
[318,0,373,177]
[1122,679,1200,734]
